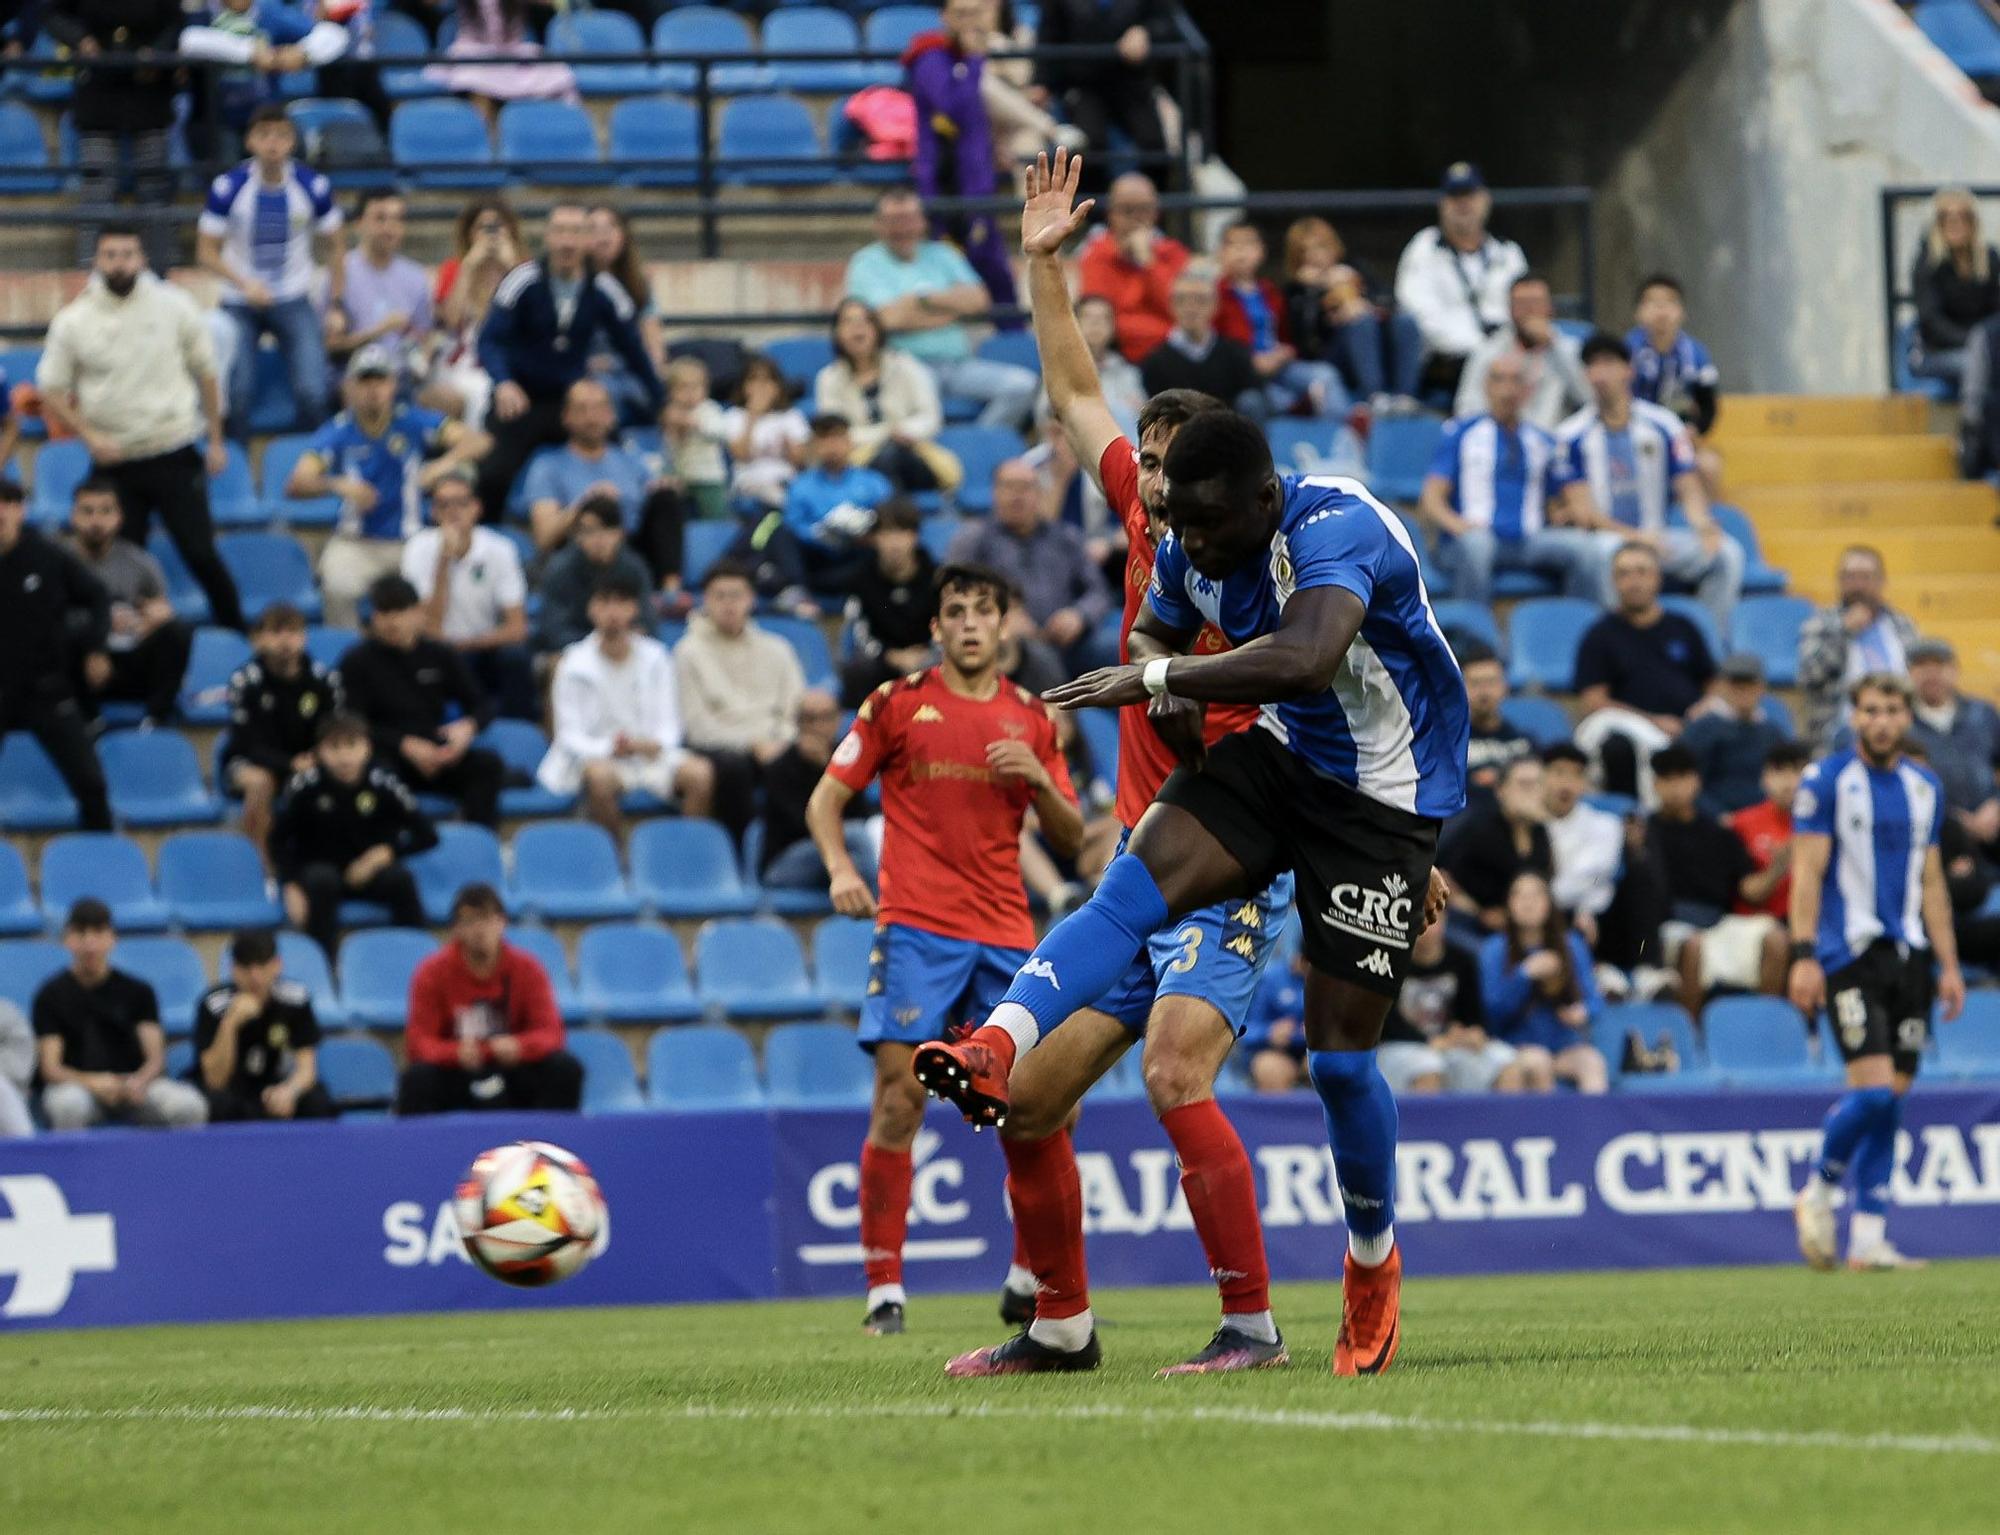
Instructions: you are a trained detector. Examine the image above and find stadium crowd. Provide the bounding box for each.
[1,1,1998,1140]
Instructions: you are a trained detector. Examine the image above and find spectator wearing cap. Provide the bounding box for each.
[1079,172,1190,364]
[1906,636,2000,852]
[539,570,714,839]
[1681,652,1792,815]
[532,493,654,656]
[1452,271,1588,431]
[399,469,534,721]
[336,575,504,826]
[1573,541,1716,802]
[398,883,583,1116]
[1394,162,1530,395]
[1420,348,1604,609]
[290,344,491,629]
[271,710,437,957]
[329,190,434,390]
[949,458,1114,678]
[62,474,194,730]
[1796,545,1920,751]
[1554,332,1743,632]
[1138,262,1265,417]
[34,899,207,1131]
[191,929,336,1123]
[1457,642,1535,813]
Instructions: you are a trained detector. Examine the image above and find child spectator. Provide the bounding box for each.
[1212,220,1346,420]
[1626,273,1721,490]
[190,928,336,1122]
[772,416,895,602]
[532,494,654,656]
[1479,871,1608,1094]
[224,603,341,863]
[658,357,732,520]
[1729,741,1806,922]
[722,355,811,514]
[840,500,937,704]
[1244,953,1308,1093]
[272,711,438,956]
[1379,922,1519,1095]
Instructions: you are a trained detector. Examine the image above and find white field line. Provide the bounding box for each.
[0,1400,1992,1457]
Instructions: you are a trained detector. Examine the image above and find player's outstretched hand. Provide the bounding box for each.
[1022,148,1095,258]
[1422,866,1450,934]
[830,866,878,919]
[1044,664,1149,711]
[1149,693,1207,770]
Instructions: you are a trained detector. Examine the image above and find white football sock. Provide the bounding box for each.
[1027,1309,1093,1352]
[1223,1309,1278,1345]
[865,1284,906,1312]
[1004,1264,1038,1297]
[1349,1225,1396,1268]
[1849,1211,1887,1256]
[989,1002,1040,1057]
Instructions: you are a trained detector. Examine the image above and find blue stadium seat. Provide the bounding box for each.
[1759,690,1796,741]
[548,9,660,96]
[1729,593,1812,689]
[607,95,701,188]
[1914,0,2000,76]
[306,626,358,673]
[919,512,962,562]
[938,425,1022,513]
[652,8,766,94]
[0,843,40,935]
[115,937,209,1038]
[496,98,611,183]
[1264,419,1348,477]
[863,5,937,56]
[695,917,821,1018]
[219,533,322,622]
[177,627,252,726]
[374,11,446,99]
[274,930,345,1028]
[763,1020,874,1105]
[502,925,581,1022]
[472,719,575,818]
[164,1039,195,1079]
[316,1035,397,1110]
[1505,597,1600,692]
[0,101,61,195]
[1709,503,1786,595]
[242,346,307,437]
[1498,694,1573,749]
[577,921,703,1022]
[98,731,223,828]
[29,437,90,524]
[1659,595,1724,667]
[1591,1001,1714,1092]
[760,614,838,691]
[207,441,263,527]
[1937,992,2000,1079]
[763,333,835,392]
[1892,317,1954,401]
[260,433,343,528]
[0,940,66,1012]
[509,823,641,921]
[147,533,212,626]
[647,1024,764,1109]
[39,834,168,932]
[718,94,832,186]
[0,732,79,832]
[682,519,739,587]
[406,823,508,925]
[976,328,1042,376]
[630,819,757,918]
[739,821,833,918]
[1366,414,1445,503]
[390,99,504,190]
[158,831,283,930]
[764,7,869,91]
[1706,996,1828,1087]
[339,928,437,1030]
[565,1027,646,1113]
[811,915,875,1010]
[1431,598,1503,657]
[286,96,372,144]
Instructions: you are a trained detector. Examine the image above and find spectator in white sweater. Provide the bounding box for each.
[537,570,715,838]
[1393,162,1529,396]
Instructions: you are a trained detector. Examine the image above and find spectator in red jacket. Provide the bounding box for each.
[1077,172,1188,363]
[395,883,583,1115]
[1212,220,1346,420]
[1728,741,1807,921]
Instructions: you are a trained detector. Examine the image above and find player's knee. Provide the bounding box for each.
[1142,1046,1216,1115]
[999,1085,1067,1142]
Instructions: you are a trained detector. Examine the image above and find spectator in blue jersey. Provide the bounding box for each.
[474,202,663,529]
[1627,273,1722,493]
[196,104,345,434]
[1420,350,1604,608]
[1394,162,1530,396]
[1213,220,1347,421]
[1453,271,1587,431]
[1905,637,2000,855]
[287,345,491,628]
[844,187,1039,433]
[1553,332,1744,632]
[1479,871,1608,1094]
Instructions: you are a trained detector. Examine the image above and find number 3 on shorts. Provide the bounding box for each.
[1168,926,1203,974]
[1833,988,1868,1051]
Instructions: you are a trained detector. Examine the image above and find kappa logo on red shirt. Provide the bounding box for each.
[912,705,945,724]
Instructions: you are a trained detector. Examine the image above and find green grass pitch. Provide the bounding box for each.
[4,1263,1997,1535]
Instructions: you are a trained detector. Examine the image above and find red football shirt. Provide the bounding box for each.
[1102,439,1260,828]
[1728,800,1792,918]
[828,667,1076,949]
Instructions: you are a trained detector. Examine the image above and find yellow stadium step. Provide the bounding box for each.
[1712,395,1932,441]
[1777,573,2000,623]
[1729,481,1998,532]
[1761,532,2000,595]
[1721,435,1959,487]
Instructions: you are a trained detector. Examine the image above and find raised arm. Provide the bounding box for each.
[1022,150,1123,490]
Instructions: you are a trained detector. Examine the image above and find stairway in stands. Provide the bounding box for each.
[1719,396,2000,697]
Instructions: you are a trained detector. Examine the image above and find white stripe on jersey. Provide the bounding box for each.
[1555,398,1686,533]
[1454,416,1553,535]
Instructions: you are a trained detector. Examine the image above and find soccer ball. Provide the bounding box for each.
[454,1141,608,1287]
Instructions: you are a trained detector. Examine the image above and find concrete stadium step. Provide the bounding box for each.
[1731,481,1999,531]
[1761,532,2000,595]
[1721,435,1959,486]
[1769,571,2000,620]
[1711,395,1932,440]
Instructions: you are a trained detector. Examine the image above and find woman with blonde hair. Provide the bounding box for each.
[1912,188,1999,388]
[1280,215,1423,409]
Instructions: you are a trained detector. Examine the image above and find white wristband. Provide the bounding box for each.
[1142,657,1173,698]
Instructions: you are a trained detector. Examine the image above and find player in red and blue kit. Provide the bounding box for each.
[805,563,1082,1336]
[943,152,1297,1380]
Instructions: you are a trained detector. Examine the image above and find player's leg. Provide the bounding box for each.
[1797,952,1898,1271]
[1847,956,1932,1271]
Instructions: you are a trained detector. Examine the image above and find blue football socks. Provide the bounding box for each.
[1816,1086,1895,1187]
[994,854,1169,1037]
[1850,1092,1903,1216]
[1308,1050,1398,1260]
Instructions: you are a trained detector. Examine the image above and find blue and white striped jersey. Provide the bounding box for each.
[1793,749,1943,972]
[1148,474,1469,820]
[1626,326,1718,416]
[1427,413,1563,539]
[198,159,341,305]
[1553,398,1696,533]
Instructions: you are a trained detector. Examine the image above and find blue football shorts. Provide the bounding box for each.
[857,922,1030,1049]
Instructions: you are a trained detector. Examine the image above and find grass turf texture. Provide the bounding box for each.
[4,1262,1997,1535]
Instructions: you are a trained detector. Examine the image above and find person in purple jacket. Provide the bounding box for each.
[902,0,1018,308]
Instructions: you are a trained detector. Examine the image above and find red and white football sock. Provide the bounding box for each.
[1001,1129,1093,1349]
[859,1141,912,1305]
[1161,1100,1277,1343]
